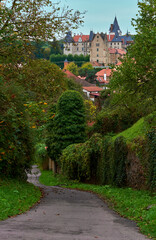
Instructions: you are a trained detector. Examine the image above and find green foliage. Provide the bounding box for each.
[78,68,97,84]
[50,54,90,68]
[0,0,84,64]
[60,134,128,187]
[60,134,102,181]
[109,0,156,116]
[0,178,41,220]
[47,90,86,162]
[81,62,93,70]
[113,137,128,187]
[113,112,156,142]
[147,129,156,190]
[17,59,68,101]
[35,143,48,167]
[97,137,114,185]
[33,40,63,60]
[0,79,34,179]
[66,77,82,93]
[94,107,136,135]
[40,171,156,239]
[65,62,79,76]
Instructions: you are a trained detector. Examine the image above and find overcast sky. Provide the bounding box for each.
[60,0,139,35]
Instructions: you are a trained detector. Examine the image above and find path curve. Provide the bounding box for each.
[0,165,149,240]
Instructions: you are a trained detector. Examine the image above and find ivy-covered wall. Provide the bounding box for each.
[60,130,156,190]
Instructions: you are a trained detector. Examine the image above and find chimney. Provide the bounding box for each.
[104,73,107,81]
[64,59,69,69]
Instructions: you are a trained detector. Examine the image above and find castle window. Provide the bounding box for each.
[97,54,99,57]
[97,36,99,38]
[77,47,79,51]
[96,43,100,46]
[97,48,99,51]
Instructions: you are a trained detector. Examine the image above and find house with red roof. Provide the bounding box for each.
[83,86,103,101]
[95,68,112,86]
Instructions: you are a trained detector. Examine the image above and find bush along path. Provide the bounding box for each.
[0,166,151,240]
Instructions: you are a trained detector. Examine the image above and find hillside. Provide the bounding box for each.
[112,112,156,142]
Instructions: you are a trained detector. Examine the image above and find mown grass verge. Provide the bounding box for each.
[0,178,41,221]
[40,170,156,240]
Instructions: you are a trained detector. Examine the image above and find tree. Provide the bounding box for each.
[110,0,156,116]
[47,90,86,163]
[0,78,34,179]
[65,62,79,76]
[0,0,84,178]
[81,62,93,70]
[0,0,84,64]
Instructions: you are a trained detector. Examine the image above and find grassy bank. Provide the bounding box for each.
[40,170,156,240]
[0,178,41,221]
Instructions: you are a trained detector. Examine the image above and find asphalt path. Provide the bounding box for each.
[0,165,150,240]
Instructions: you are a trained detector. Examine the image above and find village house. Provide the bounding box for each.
[95,68,112,87]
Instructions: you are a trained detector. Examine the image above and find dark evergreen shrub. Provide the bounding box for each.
[47,90,86,163]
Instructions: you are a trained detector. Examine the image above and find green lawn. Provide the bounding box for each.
[0,178,41,220]
[40,170,156,240]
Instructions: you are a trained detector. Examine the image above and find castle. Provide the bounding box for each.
[63,17,133,65]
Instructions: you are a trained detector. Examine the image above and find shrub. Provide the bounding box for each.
[60,133,102,181]
[47,90,86,163]
[94,107,138,135]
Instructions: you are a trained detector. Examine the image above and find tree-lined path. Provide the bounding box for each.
[0,166,149,240]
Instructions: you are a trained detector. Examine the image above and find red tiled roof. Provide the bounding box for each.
[90,93,100,96]
[63,69,93,87]
[91,61,103,67]
[107,35,115,42]
[73,35,89,42]
[108,48,117,54]
[63,69,79,80]
[116,61,122,66]
[96,77,109,84]
[96,68,112,77]
[117,49,126,55]
[78,76,86,80]
[108,48,126,55]
[83,86,103,92]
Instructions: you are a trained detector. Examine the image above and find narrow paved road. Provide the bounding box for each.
[0,165,149,240]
